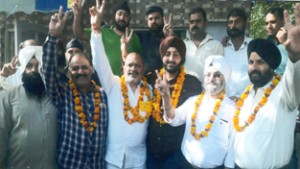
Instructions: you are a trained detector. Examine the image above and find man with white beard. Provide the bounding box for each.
[155,55,235,169]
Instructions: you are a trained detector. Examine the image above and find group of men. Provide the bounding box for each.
[0,0,300,169]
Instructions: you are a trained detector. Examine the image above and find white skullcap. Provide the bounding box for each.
[18,46,43,74]
[204,55,231,82]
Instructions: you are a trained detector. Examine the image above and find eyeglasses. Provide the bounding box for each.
[204,72,223,79]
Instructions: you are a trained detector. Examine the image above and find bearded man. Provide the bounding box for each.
[156,55,235,169]
[224,8,252,102]
[136,6,171,74]
[73,0,141,76]
[184,7,223,83]
[0,46,59,169]
[145,36,202,169]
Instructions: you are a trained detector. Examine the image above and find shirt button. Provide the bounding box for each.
[157,137,160,141]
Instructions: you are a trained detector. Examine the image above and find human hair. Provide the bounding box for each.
[189,7,207,22]
[227,8,247,22]
[67,52,93,67]
[266,7,284,20]
[146,5,164,17]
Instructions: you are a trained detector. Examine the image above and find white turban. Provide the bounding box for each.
[1,46,43,89]
[204,55,231,82]
[18,46,43,74]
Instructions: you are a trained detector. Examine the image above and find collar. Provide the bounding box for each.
[226,36,252,50]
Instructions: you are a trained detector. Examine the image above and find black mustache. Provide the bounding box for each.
[192,26,199,31]
[250,70,262,76]
[75,74,88,78]
[166,61,176,65]
[229,28,239,32]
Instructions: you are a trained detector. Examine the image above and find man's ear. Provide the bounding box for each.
[66,69,71,79]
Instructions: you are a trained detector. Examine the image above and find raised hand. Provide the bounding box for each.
[121,28,133,62]
[72,0,82,17]
[278,3,300,63]
[155,70,170,97]
[0,56,18,77]
[155,70,175,120]
[49,6,69,37]
[89,0,106,32]
[163,14,174,37]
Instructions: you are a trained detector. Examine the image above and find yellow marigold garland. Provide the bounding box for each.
[190,91,225,140]
[152,66,186,124]
[120,76,152,124]
[69,79,102,133]
[233,74,281,132]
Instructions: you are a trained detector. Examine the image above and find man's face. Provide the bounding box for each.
[189,13,207,38]
[147,12,164,33]
[22,57,45,96]
[248,52,273,88]
[24,57,39,75]
[265,13,284,37]
[65,47,82,62]
[227,16,246,38]
[203,66,225,96]
[115,10,130,32]
[123,53,144,87]
[162,47,182,74]
[68,54,93,89]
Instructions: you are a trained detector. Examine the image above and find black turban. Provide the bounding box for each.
[116,1,130,15]
[66,38,83,51]
[146,6,164,17]
[159,36,186,64]
[247,38,282,70]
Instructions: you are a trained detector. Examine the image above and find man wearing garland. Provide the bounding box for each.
[156,55,235,168]
[233,4,300,168]
[42,6,108,169]
[145,36,202,168]
[90,1,152,168]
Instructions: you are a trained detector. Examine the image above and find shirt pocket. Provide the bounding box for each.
[211,117,230,141]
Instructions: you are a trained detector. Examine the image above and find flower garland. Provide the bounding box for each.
[152,66,186,124]
[233,74,281,132]
[69,79,102,133]
[120,76,152,124]
[190,91,225,140]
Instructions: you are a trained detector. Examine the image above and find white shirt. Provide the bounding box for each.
[234,60,300,168]
[184,34,223,83]
[166,94,235,168]
[224,37,252,98]
[91,32,151,168]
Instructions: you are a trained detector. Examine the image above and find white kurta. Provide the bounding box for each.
[234,60,300,168]
[224,37,252,98]
[184,34,223,83]
[91,32,151,168]
[166,94,235,168]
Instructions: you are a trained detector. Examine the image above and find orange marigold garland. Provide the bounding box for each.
[69,79,102,133]
[190,91,225,140]
[152,66,186,124]
[233,74,281,132]
[120,76,152,124]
